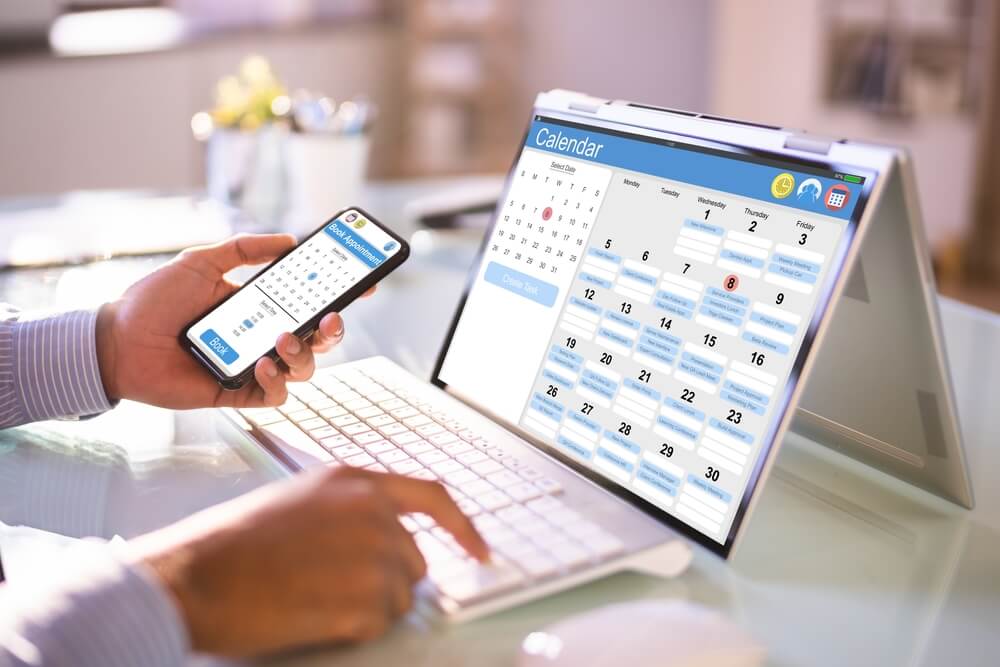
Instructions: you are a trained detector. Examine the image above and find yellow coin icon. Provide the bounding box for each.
[771,172,795,199]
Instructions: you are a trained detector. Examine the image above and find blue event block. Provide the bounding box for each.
[767,262,818,285]
[664,396,706,422]
[557,435,592,460]
[568,410,601,434]
[588,247,622,264]
[638,461,681,491]
[749,312,797,335]
[683,219,725,236]
[624,377,661,402]
[686,474,733,504]
[636,343,676,366]
[720,390,766,416]
[656,414,698,441]
[621,267,658,286]
[720,249,765,269]
[602,429,642,455]
[605,310,641,330]
[596,446,634,473]
[569,296,602,315]
[484,261,559,307]
[722,380,770,406]
[741,331,790,355]
[580,272,612,289]
[709,417,754,445]
[597,327,634,349]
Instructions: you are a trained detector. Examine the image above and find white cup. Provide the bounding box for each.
[283,132,370,237]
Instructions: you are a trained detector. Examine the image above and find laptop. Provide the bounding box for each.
[226,89,973,621]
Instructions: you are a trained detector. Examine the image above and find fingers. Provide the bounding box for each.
[363,285,377,298]
[366,472,490,562]
[309,313,345,354]
[390,519,427,582]
[190,233,296,275]
[276,332,315,382]
[252,357,288,405]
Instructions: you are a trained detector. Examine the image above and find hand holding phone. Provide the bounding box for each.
[182,207,409,389]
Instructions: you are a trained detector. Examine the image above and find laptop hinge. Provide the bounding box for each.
[783,133,836,155]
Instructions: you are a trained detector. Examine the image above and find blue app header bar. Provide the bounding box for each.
[324,220,387,269]
[526,120,864,221]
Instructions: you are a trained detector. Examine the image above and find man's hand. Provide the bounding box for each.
[128,467,490,657]
[95,234,368,409]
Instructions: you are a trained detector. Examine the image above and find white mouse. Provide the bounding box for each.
[517,600,766,667]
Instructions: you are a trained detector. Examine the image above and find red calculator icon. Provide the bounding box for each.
[825,184,851,210]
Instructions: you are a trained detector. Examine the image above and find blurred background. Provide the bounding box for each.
[0,0,998,311]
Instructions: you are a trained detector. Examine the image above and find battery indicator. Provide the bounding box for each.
[842,174,863,184]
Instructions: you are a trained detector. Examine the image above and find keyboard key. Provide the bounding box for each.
[527,496,565,514]
[518,467,543,481]
[486,447,511,461]
[486,470,522,489]
[472,514,502,531]
[355,406,384,419]
[496,505,533,523]
[345,453,377,467]
[332,444,365,459]
[459,478,495,496]
[535,478,563,495]
[400,516,419,532]
[390,406,420,419]
[331,390,361,402]
[416,450,450,465]
[456,498,481,517]
[458,429,479,441]
[472,438,492,450]
[416,423,446,437]
[380,398,408,410]
[353,431,383,445]
[307,425,340,440]
[390,459,424,475]
[443,469,479,486]
[364,440,396,454]
[365,462,389,473]
[390,431,421,445]
[319,406,348,419]
[369,390,396,402]
[515,518,551,537]
[430,459,464,475]
[429,432,459,446]
[278,400,305,414]
[286,409,317,423]
[410,468,437,481]
[378,423,409,436]
[456,450,488,466]
[403,440,435,456]
[377,449,411,465]
[341,422,372,435]
[442,440,473,456]
[367,415,396,427]
[306,397,337,411]
[434,563,524,604]
[496,539,540,559]
[506,482,542,502]
[477,490,512,511]
[344,398,372,411]
[320,434,352,450]
[470,459,504,476]
[511,552,558,579]
[330,414,359,427]
[403,414,433,428]
[503,457,525,470]
[298,418,327,431]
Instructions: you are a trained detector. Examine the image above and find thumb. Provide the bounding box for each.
[190,234,296,275]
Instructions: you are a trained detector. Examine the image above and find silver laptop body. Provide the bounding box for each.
[223,89,973,622]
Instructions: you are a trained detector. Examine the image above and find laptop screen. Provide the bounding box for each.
[435,112,876,552]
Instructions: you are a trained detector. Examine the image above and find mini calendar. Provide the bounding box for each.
[257,235,361,324]
[485,149,611,289]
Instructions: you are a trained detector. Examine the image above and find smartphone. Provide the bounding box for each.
[181,207,409,389]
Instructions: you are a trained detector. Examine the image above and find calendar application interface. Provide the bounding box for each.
[187,210,401,377]
[440,116,871,545]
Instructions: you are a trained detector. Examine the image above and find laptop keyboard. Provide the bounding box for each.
[237,365,625,609]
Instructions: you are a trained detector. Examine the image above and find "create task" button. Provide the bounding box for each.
[484,261,558,307]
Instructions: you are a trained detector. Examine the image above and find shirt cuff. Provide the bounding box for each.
[0,541,189,667]
[6,310,114,425]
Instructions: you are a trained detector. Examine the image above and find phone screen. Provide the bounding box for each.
[186,209,403,379]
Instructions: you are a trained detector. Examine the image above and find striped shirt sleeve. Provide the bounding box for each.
[0,307,113,429]
[0,540,188,667]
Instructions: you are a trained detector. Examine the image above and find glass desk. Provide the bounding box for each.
[1,184,998,666]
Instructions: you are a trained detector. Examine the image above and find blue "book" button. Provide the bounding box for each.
[483,261,558,307]
[200,329,239,364]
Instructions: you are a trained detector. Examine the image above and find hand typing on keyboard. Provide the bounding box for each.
[128,466,489,658]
